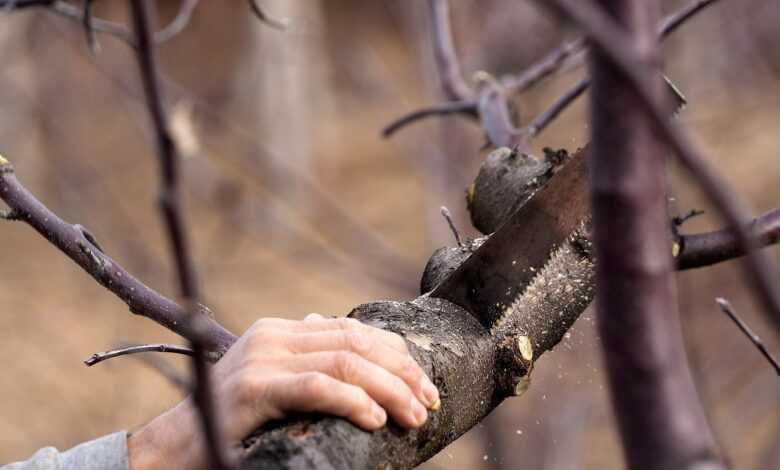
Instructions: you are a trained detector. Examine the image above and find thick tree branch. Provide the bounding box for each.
[716,298,780,377]
[128,0,231,468]
[581,0,723,468]
[541,0,780,333]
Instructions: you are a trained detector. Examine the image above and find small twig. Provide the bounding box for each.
[440,206,463,248]
[672,209,705,228]
[247,0,288,30]
[133,349,191,392]
[514,0,720,139]
[427,0,473,101]
[84,343,195,366]
[716,298,780,377]
[538,0,780,331]
[154,0,201,43]
[382,100,477,137]
[525,78,589,137]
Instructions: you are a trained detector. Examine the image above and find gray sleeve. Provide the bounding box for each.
[2,431,129,470]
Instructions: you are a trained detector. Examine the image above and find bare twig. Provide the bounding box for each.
[678,208,780,270]
[505,0,720,94]
[128,0,231,468]
[518,0,720,139]
[133,348,192,392]
[716,298,780,377]
[439,206,462,248]
[673,208,705,228]
[247,0,288,30]
[1,0,204,47]
[84,343,195,366]
[541,0,780,332]
[0,157,237,354]
[154,0,201,43]
[382,100,477,137]
[427,0,473,101]
[525,78,589,137]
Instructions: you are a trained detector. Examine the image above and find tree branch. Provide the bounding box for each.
[578,0,723,467]
[540,0,780,333]
[381,100,477,137]
[84,343,195,367]
[716,298,780,377]
[0,157,237,355]
[677,208,780,270]
[128,0,231,468]
[427,0,473,101]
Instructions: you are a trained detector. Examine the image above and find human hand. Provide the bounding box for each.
[128,315,439,470]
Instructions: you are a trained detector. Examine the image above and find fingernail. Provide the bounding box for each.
[411,397,427,426]
[430,397,441,412]
[371,402,386,427]
[304,313,323,321]
[420,375,439,408]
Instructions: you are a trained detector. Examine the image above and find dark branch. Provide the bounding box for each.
[517,0,719,139]
[716,298,780,377]
[525,78,589,137]
[427,0,473,101]
[247,0,288,30]
[84,343,195,367]
[542,0,780,332]
[382,101,477,137]
[128,1,231,468]
[677,208,780,270]
[577,0,722,467]
[0,157,237,354]
[154,0,201,43]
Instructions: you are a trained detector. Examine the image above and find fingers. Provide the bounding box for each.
[301,315,410,354]
[264,372,387,431]
[280,351,428,428]
[283,329,439,410]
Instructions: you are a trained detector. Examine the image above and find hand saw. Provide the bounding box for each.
[430,149,590,328]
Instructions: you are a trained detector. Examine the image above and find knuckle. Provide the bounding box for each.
[387,331,409,353]
[334,351,362,380]
[235,375,267,405]
[299,372,329,398]
[344,329,372,355]
[400,355,423,381]
[336,317,361,331]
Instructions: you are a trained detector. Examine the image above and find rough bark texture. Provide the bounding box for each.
[238,149,596,469]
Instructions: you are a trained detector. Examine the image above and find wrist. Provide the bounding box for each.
[128,399,205,470]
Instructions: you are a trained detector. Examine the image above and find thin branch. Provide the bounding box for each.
[678,208,780,270]
[716,298,780,377]
[518,0,719,139]
[133,347,192,392]
[154,0,201,43]
[440,206,463,248]
[673,208,705,228]
[128,1,231,469]
[84,343,195,366]
[427,0,473,101]
[505,0,721,94]
[0,157,237,354]
[541,0,780,332]
[81,0,97,52]
[382,100,477,137]
[525,78,589,137]
[247,0,288,30]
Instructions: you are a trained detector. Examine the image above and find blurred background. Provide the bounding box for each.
[0,1,778,468]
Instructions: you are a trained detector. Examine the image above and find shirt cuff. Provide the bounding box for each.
[58,431,129,470]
